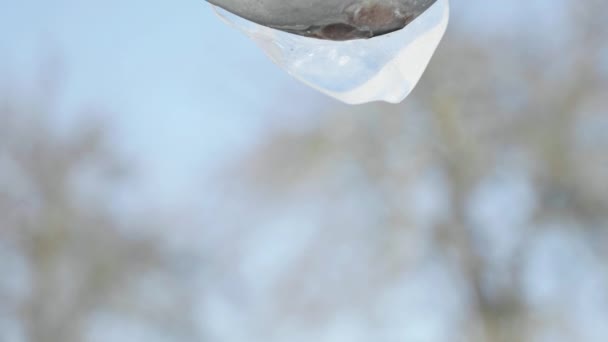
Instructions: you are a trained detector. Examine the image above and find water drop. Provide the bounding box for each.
[213,0,449,104]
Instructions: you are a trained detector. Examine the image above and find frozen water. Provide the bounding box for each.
[213,0,449,105]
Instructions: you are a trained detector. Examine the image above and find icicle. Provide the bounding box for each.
[213,0,449,104]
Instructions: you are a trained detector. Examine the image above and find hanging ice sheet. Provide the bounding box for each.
[213,0,449,105]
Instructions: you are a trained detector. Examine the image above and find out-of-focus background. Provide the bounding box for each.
[1,0,607,341]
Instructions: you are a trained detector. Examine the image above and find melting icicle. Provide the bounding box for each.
[213,0,449,105]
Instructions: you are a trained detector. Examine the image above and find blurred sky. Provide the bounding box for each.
[0,0,329,207]
[0,0,565,206]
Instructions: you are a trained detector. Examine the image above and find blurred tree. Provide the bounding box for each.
[0,83,201,342]
[210,0,608,341]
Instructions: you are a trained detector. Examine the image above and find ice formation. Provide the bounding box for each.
[213,0,449,105]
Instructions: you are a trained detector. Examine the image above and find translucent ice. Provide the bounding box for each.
[213,0,449,105]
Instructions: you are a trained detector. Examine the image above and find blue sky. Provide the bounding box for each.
[0,0,331,205]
